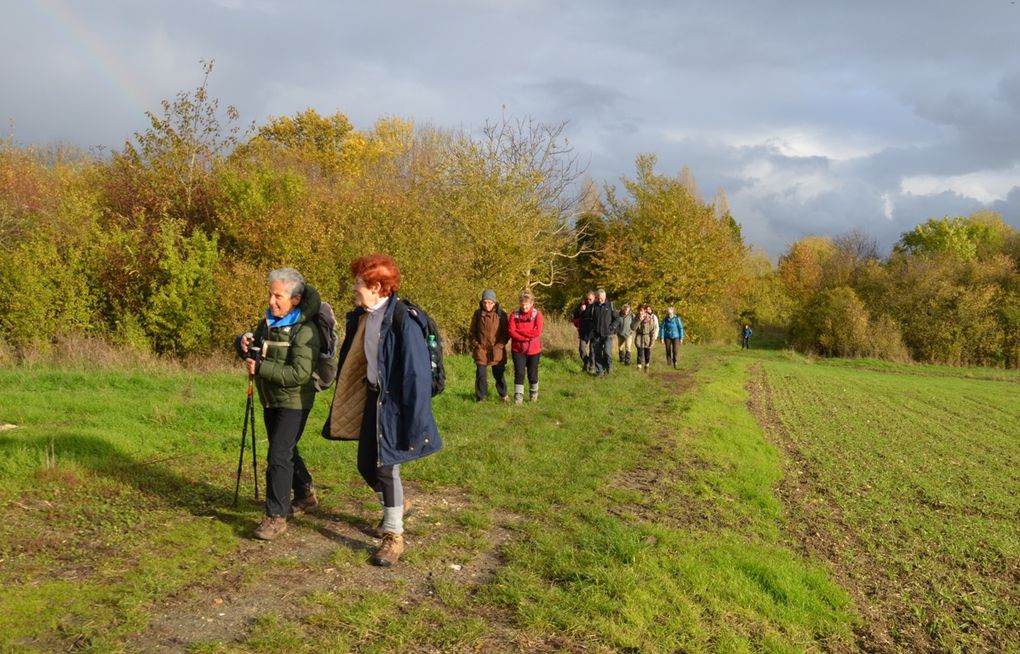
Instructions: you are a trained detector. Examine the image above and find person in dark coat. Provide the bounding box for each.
[573,290,596,373]
[236,268,322,541]
[741,324,753,349]
[469,289,509,401]
[322,254,442,567]
[590,288,620,376]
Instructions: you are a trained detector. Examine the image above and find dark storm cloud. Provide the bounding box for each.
[3,0,1020,255]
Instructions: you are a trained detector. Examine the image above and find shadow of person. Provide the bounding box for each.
[0,432,254,537]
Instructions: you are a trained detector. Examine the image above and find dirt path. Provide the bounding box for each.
[131,488,519,653]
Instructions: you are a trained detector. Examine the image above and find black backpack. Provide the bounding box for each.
[393,298,445,397]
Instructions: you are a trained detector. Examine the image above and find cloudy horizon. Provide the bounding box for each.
[3,0,1019,257]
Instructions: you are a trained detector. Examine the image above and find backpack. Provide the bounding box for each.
[292,302,339,392]
[393,298,446,397]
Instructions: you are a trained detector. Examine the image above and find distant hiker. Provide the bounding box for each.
[469,289,509,402]
[573,290,596,373]
[660,306,685,369]
[633,304,657,372]
[236,268,322,541]
[617,303,634,365]
[508,290,544,404]
[321,254,442,567]
[591,288,620,376]
[742,324,753,349]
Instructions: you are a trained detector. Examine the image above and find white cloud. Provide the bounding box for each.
[901,166,1020,204]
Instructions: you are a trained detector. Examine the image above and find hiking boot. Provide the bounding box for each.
[529,391,538,402]
[500,395,510,402]
[514,393,523,405]
[371,532,405,567]
[254,515,287,540]
[290,486,319,516]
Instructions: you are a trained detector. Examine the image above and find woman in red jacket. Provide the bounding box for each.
[507,290,544,405]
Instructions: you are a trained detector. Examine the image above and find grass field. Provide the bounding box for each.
[1,346,1017,653]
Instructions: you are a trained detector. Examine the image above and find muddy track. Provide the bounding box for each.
[746,363,936,654]
[127,488,521,653]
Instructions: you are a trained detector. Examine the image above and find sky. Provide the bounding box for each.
[3,0,1020,257]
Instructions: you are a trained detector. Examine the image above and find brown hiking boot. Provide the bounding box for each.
[254,515,287,540]
[289,486,319,516]
[371,532,405,567]
[374,498,414,537]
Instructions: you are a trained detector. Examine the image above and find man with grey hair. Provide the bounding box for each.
[236,267,323,540]
[590,288,620,376]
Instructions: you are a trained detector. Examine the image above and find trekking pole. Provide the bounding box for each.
[233,373,259,505]
[249,373,259,500]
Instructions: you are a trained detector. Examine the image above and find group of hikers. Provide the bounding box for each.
[572,288,686,375]
[236,256,548,568]
[236,256,749,568]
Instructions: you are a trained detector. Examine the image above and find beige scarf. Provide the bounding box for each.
[326,313,369,440]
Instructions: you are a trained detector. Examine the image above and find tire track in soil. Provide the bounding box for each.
[746,363,934,654]
[130,489,520,653]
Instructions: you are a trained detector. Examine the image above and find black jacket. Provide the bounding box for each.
[591,300,619,337]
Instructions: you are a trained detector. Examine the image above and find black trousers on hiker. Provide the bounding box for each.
[512,351,540,387]
[263,407,313,517]
[356,385,403,509]
[475,362,507,400]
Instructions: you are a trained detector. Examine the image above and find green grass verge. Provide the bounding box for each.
[1,349,1016,652]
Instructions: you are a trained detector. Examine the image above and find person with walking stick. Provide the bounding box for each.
[236,268,323,541]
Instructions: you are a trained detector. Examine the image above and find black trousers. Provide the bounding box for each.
[636,347,652,366]
[475,362,507,400]
[263,407,313,517]
[356,386,402,508]
[512,351,540,386]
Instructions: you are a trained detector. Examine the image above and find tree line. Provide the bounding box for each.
[2,65,1018,367]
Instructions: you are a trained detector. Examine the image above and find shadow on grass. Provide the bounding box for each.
[0,432,256,537]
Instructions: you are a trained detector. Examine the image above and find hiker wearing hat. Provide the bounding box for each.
[469,289,510,402]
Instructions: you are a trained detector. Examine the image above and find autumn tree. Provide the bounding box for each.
[597,155,746,339]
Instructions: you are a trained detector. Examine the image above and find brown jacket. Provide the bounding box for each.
[469,303,509,366]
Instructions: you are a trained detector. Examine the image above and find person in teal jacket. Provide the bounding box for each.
[659,306,684,369]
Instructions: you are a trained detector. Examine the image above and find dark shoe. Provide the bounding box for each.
[254,516,287,540]
[371,532,405,567]
[290,486,319,516]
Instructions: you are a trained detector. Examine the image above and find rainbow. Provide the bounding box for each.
[30,0,152,117]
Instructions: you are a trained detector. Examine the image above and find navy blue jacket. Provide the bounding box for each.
[325,295,442,466]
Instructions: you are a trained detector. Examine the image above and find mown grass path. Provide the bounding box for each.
[1,349,1017,652]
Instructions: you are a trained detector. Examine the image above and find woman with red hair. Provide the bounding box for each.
[322,254,442,567]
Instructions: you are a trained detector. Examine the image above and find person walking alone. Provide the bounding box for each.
[508,290,544,404]
[469,289,509,401]
[741,324,753,349]
[659,306,684,369]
